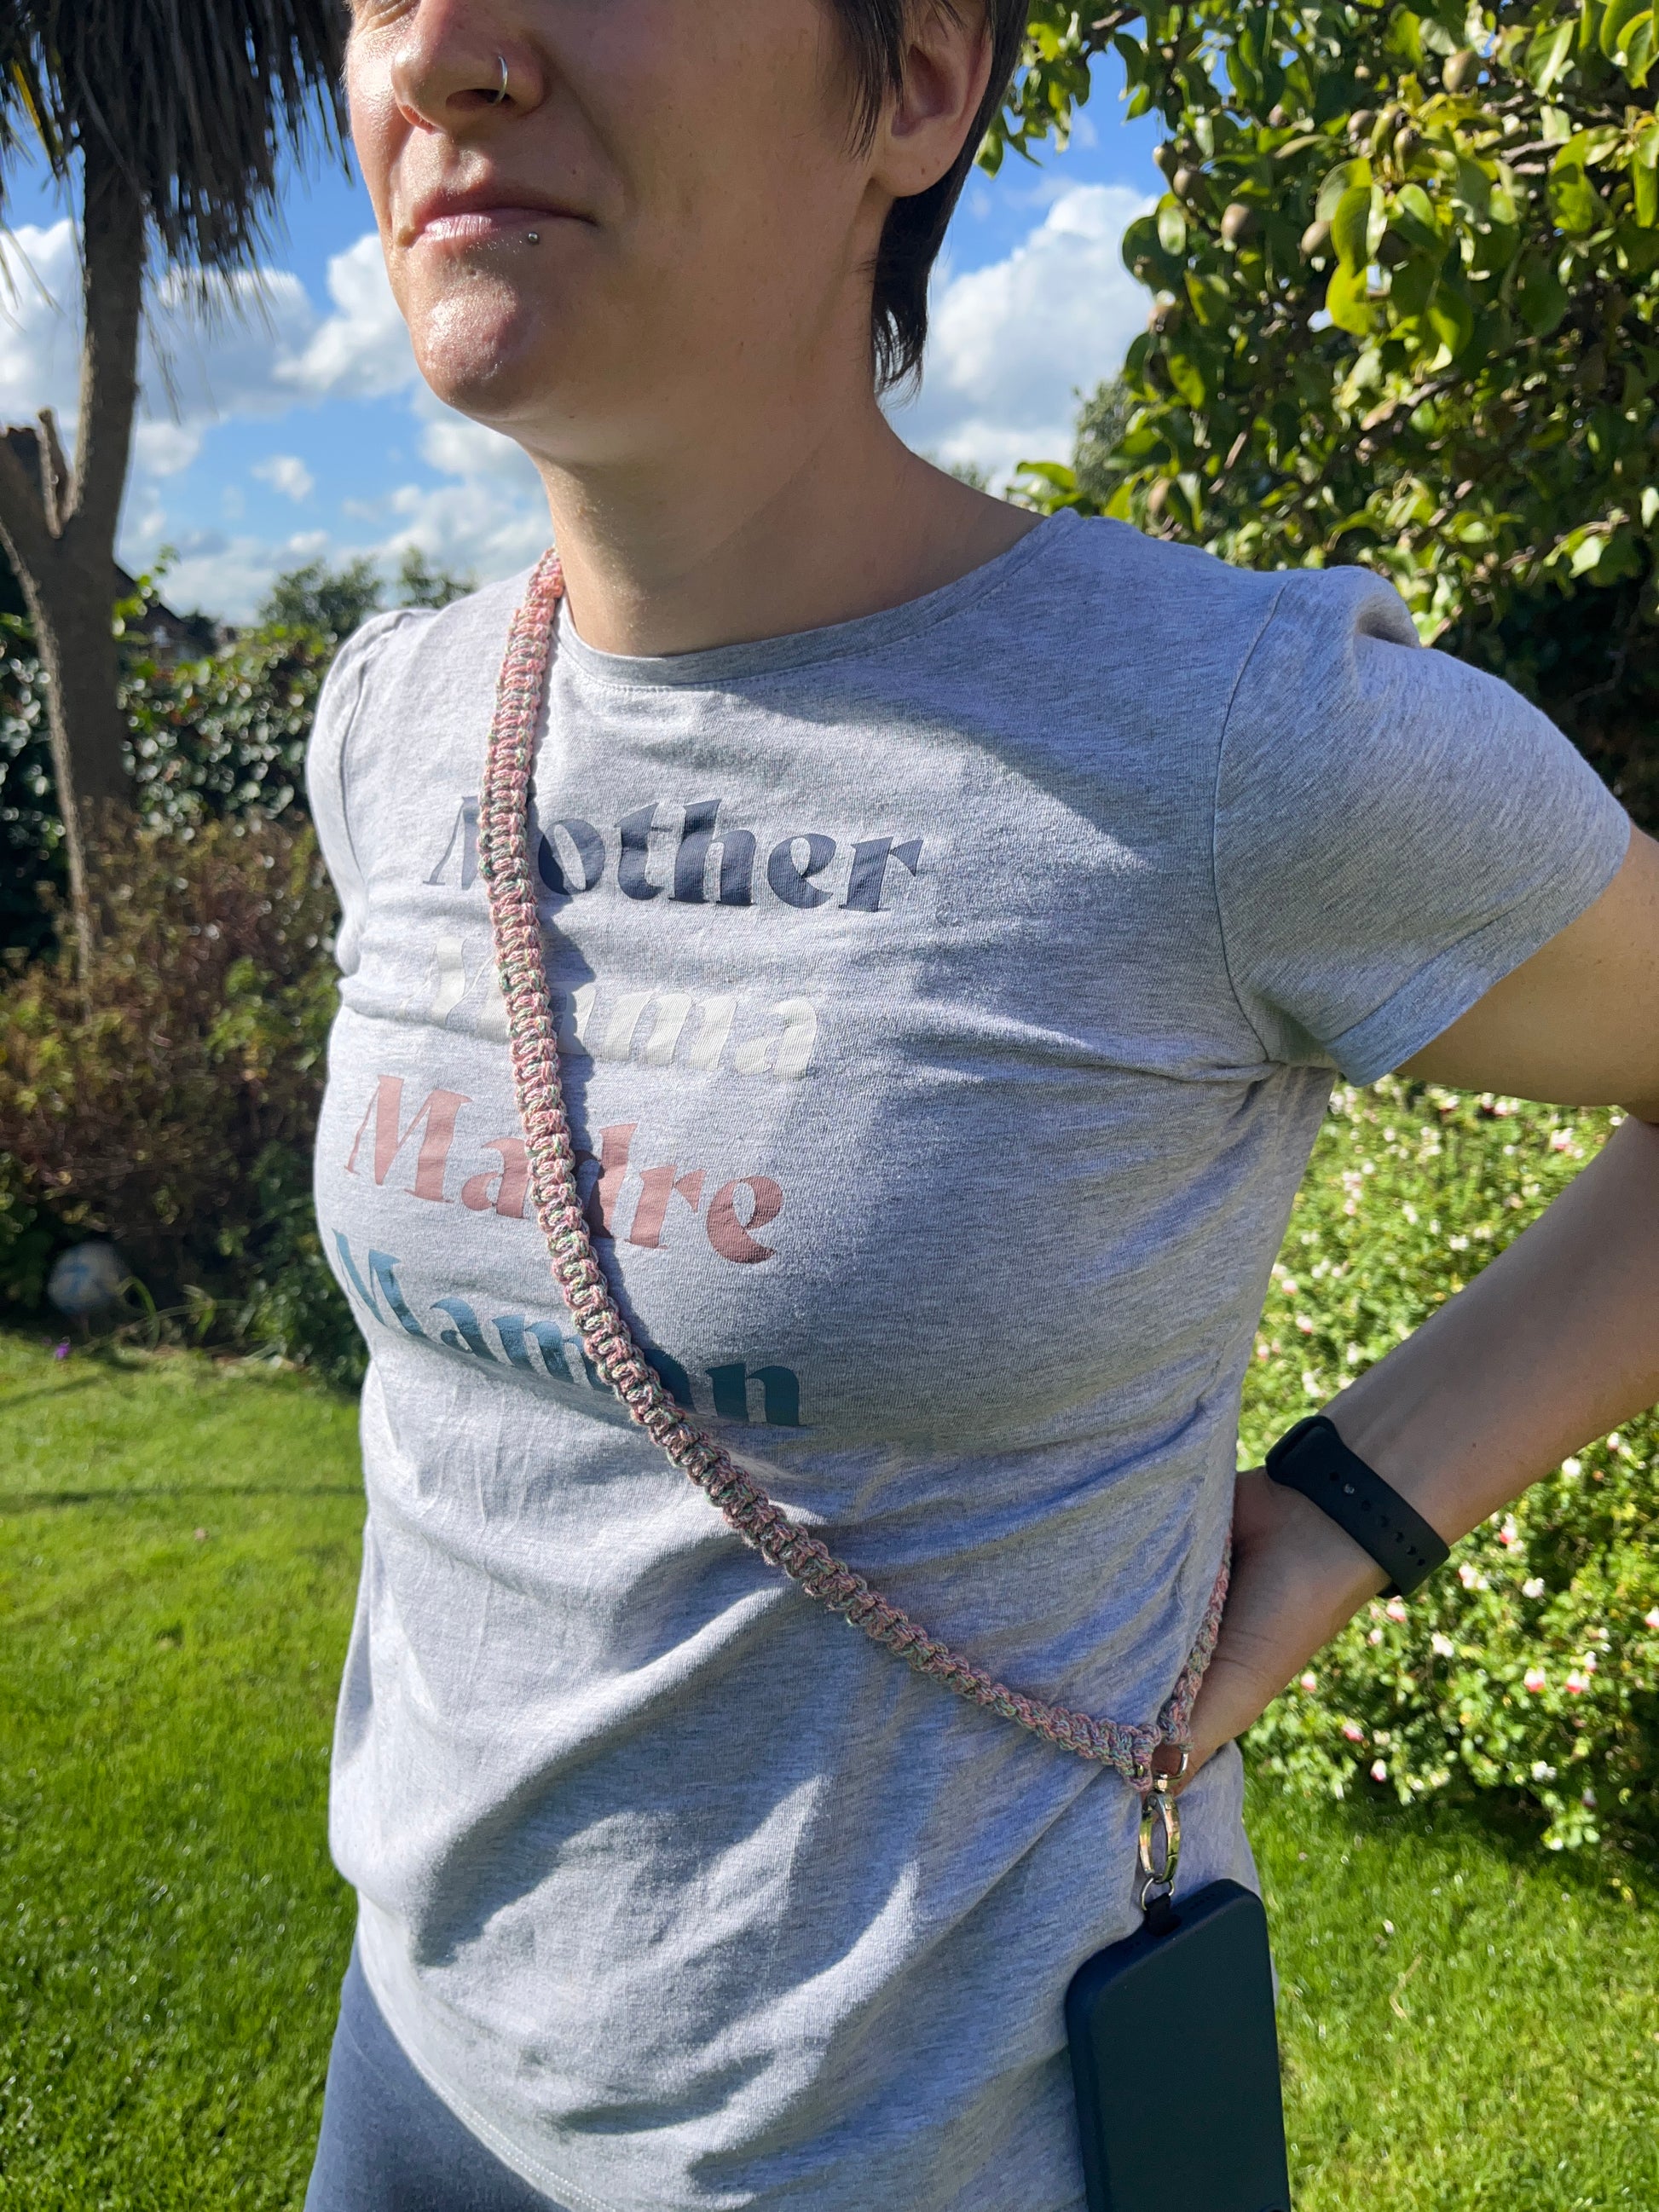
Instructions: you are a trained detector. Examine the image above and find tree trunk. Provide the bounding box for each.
[0,135,145,972]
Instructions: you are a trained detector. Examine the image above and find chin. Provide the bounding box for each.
[408,278,575,429]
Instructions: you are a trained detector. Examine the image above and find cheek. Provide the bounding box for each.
[345,71,400,228]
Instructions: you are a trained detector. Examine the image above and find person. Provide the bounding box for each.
[303,3,1659,2208]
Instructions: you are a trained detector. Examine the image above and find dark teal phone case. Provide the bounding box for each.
[1065,1878,1292,2212]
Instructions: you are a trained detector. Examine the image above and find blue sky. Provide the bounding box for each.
[0,64,1159,622]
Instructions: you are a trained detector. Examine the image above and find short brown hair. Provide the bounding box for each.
[827,0,1028,390]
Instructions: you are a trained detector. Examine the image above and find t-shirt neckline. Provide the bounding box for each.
[551,509,1083,691]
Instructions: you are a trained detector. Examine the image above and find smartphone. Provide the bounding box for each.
[1065,1879,1292,2212]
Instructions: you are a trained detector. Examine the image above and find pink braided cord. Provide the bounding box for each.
[478,551,1228,1790]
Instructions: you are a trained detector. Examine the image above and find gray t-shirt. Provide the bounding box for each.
[307,512,1628,2212]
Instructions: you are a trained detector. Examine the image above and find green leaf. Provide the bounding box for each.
[1166,350,1209,407]
[1625,13,1656,78]
[1392,186,1444,254]
[1452,159,1492,220]
[1549,160,1603,234]
[1637,155,1659,227]
[1317,159,1373,223]
[1121,215,1162,271]
[1157,196,1188,255]
[1599,0,1649,59]
[1527,15,1576,91]
[1185,270,1234,327]
[1326,261,1376,335]
[1389,251,1439,316]
[1427,280,1476,360]
[1332,185,1374,273]
[1516,254,1570,332]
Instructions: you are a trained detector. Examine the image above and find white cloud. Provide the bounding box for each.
[281,234,416,400]
[153,525,333,620]
[0,222,82,430]
[0,222,414,462]
[253,453,316,502]
[890,182,1153,487]
[145,263,318,425]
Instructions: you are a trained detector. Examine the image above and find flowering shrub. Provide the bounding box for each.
[1242,1077,1659,1850]
[0,816,364,1383]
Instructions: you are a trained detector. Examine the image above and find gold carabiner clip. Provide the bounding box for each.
[1137,1747,1188,1915]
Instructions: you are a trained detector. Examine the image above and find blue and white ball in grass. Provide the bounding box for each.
[47,1241,128,1320]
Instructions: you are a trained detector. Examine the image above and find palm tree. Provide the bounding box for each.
[0,2,346,962]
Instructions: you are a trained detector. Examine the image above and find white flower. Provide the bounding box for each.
[1565,1670,1590,1696]
[1524,1666,1547,1694]
[1370,1759,1388,1782]
[1367,1626,1384,1645]
[1563,1457,1582,1479]
[1431,1632,1456,1658]
[1298,1671,1318,1692]
[1523,1578,1546,1599]
[1531,1759,1557,1782]
[1458,1561,1483,1590]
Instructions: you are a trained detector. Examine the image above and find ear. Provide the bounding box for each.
[870,3,995,201]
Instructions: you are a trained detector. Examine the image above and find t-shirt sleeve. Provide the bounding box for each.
[1211,567,1632,1083]
[303,609,425,978]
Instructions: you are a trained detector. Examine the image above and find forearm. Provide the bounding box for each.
[1328,1111,1659,1545]
[1186,1111,1659,1775]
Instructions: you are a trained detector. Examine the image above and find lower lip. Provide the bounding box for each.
[416,209,577,246]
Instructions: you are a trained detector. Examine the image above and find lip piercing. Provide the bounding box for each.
[526,232,540,244]
[488,53,508,104]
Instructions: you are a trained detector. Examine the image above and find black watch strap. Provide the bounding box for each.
[1263,1415,1450,1597]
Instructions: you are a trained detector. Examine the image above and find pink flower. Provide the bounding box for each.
[1342,1720,1366,1742]
[1298,1672,1318,1693]
[1645,1608,1659,1632]
[1370,1759,1388,1782]
[1565,1670,1589,1696]
[1524,1666,1547,1694]
[53,1341,70,1360]
[1385,1597,1408,1624]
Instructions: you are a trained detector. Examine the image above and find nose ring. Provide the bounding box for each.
[489,53,509,105]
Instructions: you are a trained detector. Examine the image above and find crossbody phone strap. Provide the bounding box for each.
[479,551,1228,1793]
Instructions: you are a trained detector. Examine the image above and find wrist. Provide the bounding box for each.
[1248,1468,1390,1613]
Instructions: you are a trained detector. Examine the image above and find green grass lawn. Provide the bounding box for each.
[3,1330,1659,2209]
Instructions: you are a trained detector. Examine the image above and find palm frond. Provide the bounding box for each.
[0,0,348,271]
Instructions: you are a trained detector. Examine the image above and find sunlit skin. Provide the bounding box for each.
[344,0,1659,1790]
[344,0,1035,656]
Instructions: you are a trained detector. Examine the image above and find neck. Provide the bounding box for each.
[529,382,1036,659]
